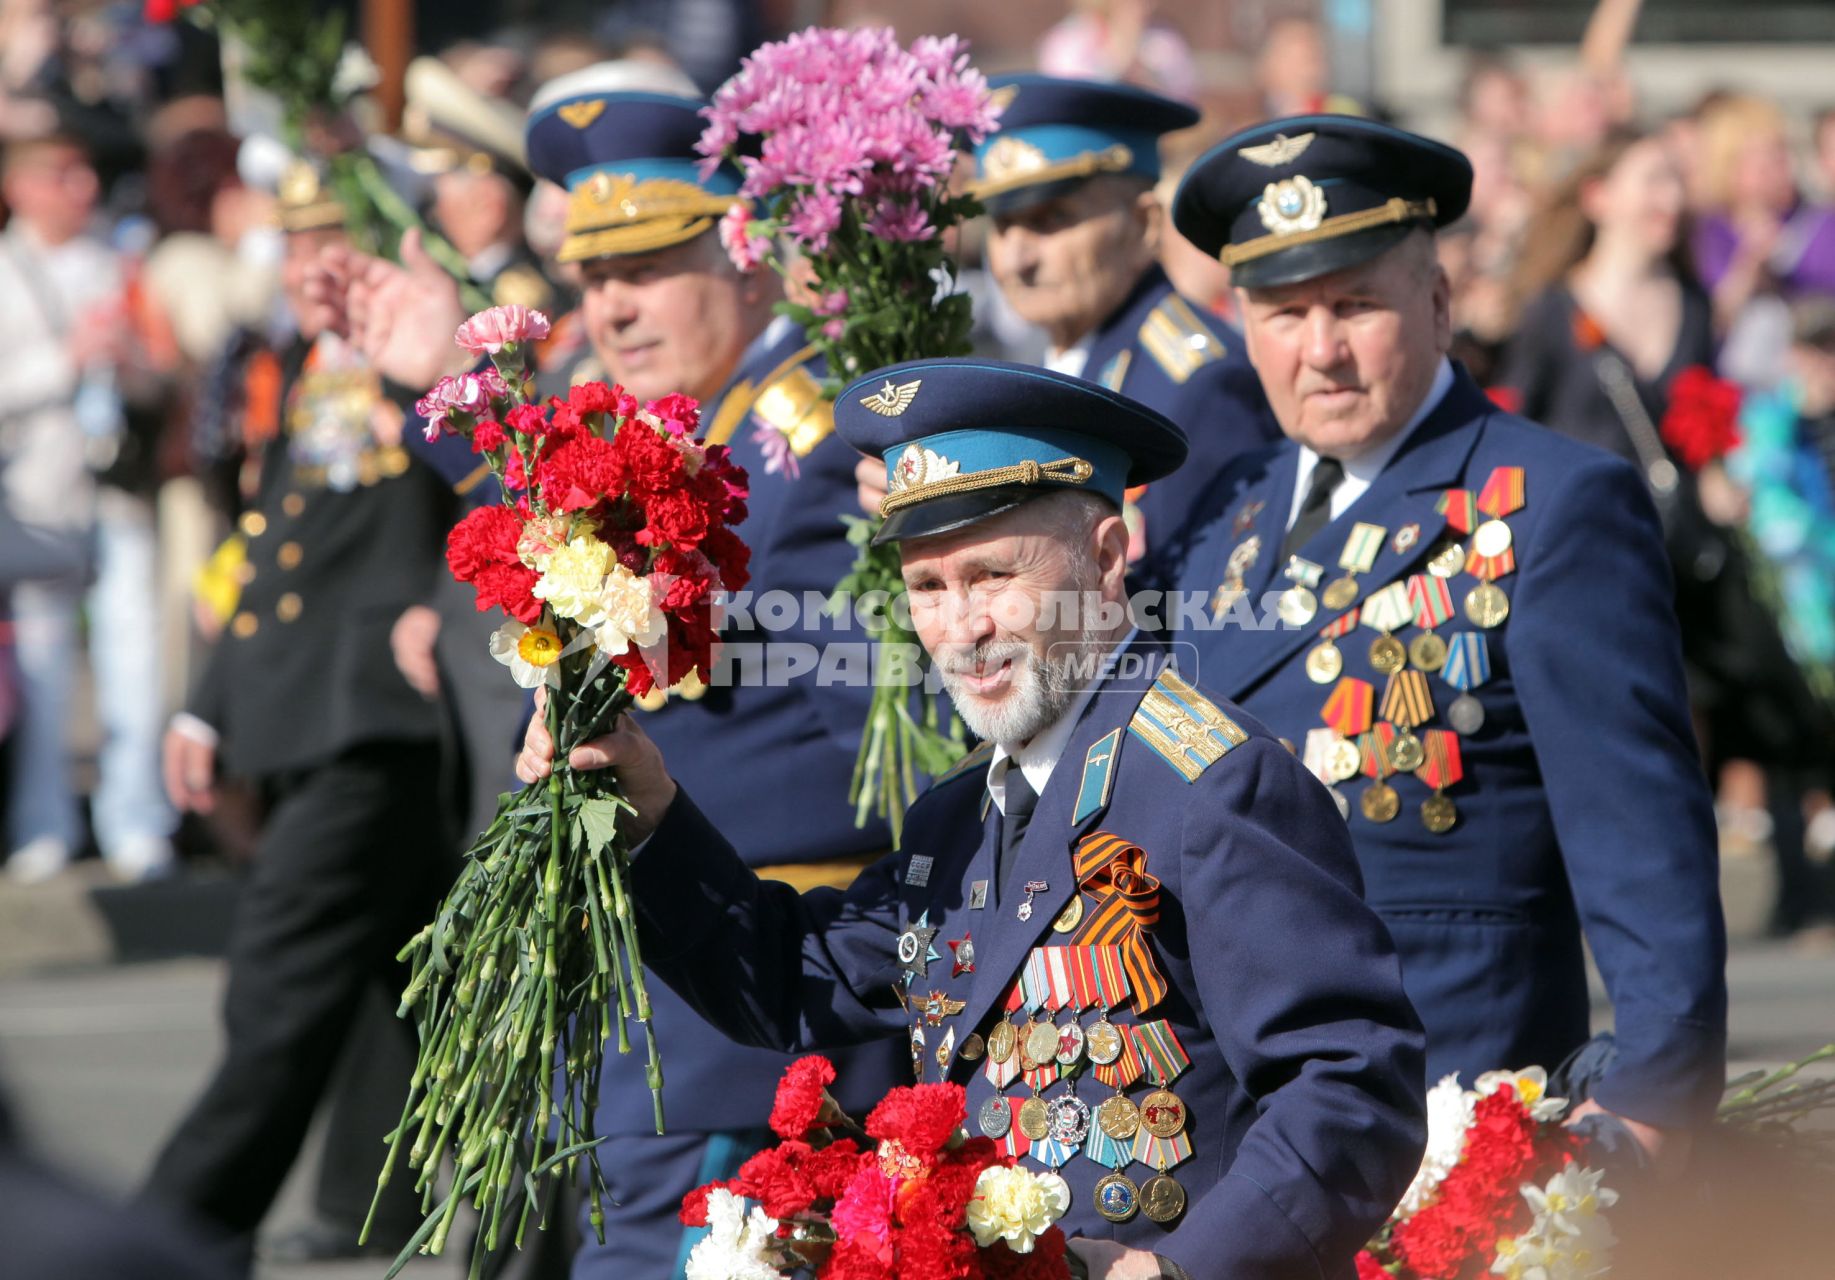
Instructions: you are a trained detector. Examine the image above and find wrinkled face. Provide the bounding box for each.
[1,141,97,243]
[282,225,348,335]
[1238,233,1451,458]
[986,178,1155,342]
[901,497,1126,746]
[578,231,759,403]
[1584,137,1686,253]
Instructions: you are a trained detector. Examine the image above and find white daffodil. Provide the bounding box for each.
[489,621,565,689]
[965,1166,1070,1253]
[593,562,666,655]
[1475,1066,1567,1121]
[684,1189,781,1280]
[1398,1073,1476,1216]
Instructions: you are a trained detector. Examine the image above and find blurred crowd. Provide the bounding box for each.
[0,2,1833,917]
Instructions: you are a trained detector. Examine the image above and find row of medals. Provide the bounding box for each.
[958,1004,1188,1225]
[1280,523,1515,833]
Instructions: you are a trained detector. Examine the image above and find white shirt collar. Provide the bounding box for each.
[986,628,1138,813]
[1287,356,1455,529]
[1044,339,1092,379]
[468,242,514,282]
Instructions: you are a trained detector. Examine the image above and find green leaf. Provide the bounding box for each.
[576,796,627,857]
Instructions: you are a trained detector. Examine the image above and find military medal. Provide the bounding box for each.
[1140,1171,1187,1224]
[1425,537,1466,579]
[987,1018,1018,1064]
[936,1027,956,1072]
[1404,574,1456,673]
[1462,467,1523,628]
[1464,582,1510,629]
[1232,499,1265,537]
[1322,522,1385,611]
[1277,555,1324,627]
[1360,581,1417,675]
[949,932,975,976]
[1359,725,1401,823]
[979,1095,1013,1139]
[1017,1096,1051,1141]
[1093,1171,1141,1223]
[1306,607,1360,684]
[1441,631,1491,735]
[1213,535,1262,619]
[1055,1020,1086,1067]
[1085,1015,1124,1065]
[1047,1093,1092,1146]
[1380,670,1436,774]
[1320,677,1374,785]
[1139,1089,1187,1139]
[921,990,966,1027]
[1051,895,1084,934]
[1025,1018,1061,1067]
[959,1032,986,1062]
[1017,879,1049,922]
[1418,729,1463,834]
[896,913,939,979]
[969,880,989,910]
[1096,1093,1141,1141]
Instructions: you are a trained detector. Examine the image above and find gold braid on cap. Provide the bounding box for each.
[1222,197,1437,267]
[967,141,1135,201]
[879,456,1095,518]
[558,173,741,262]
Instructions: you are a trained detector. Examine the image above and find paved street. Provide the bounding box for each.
[1,927,1831,1277]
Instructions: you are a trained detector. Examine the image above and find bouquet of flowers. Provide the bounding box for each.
[1659,365,1743,472]
[696,26,1004,840]
[1358,1068,1618,1280]
[681,1056,1072,1280]
[372,305,750,1276]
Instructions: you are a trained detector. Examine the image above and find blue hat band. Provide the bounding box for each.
[880,426,1131,519]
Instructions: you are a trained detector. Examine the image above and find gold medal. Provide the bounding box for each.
[1139,1088,1187,1139]
[1017,1096,1050,1141]
[1141,1172,1187,1224]
[1051,895,1084,934]
[1427,539,1465,578]
[1276,586,1318,627]
[1389,731,1426,773]
[1096,1093,1141,1140]
[987,1019,1017,1064]
[1369,634,1407,674]
[959,1032,986,1063]
[1408,631,1448,672]
[1305,641,1343,684]
[1360,781,1400,823]
[1093,1171,1141,1223]
[1085,1017,1124,1065]
[1464,582,1510,628]
[1472,518,1514,558]
[1025,1019,1061,1067]
[1321,576,1359,611]
[1326,737,1363,784]
[1421,792,1459,834]
[1017,1019,1040,1071]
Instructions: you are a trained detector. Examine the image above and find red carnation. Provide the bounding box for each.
[803,1138,867,1201]
[701,527,752,593]
[731,1141,821,1219]
[504,402,551,437]
[539,435,627,513]
[570,380,638,421]
[470,561,543,623]
[1353,1251,1390,1280]
[825,1237,898,1280]
[445,504,523,581]
[679,1182,719,1227]
[1660,364,1743,470]
[982,1228,1069,1280]
[649,391,702,436]
[639,489,712,549]
[471,418,507,454]
[865,1083,966,1166]
[771,1055,840,1139]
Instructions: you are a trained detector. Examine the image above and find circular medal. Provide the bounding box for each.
[1421,792,1459,834]
[1427,539,1466,578]
[1389,731,1426,773]
[1085,1017,1124,1065]
[1321,577,1360,611]
[1326,737,1363,783]
[1472,518,1514,559]
[1330,787,1352,821]
[1094,1171,1141,1223]
[1464,582,1510,628]
[1054,1020,1086,1067]
[1141,1173,1187,1224]
[1369,634,1407,675]
[1017,1096,1051,1141]
[1277,586,1318,627]
[1305,641,1343,684]
[1139,1089,1187,1139]
[1052,895,1084,934]
[1361,781,1401,824]
[1408,631,1448,673]
[987,1019,1017,1065]
[1448,693,1486,735]
[1026,1020,1062,1067]
[1047,1093,1091,1145]
[896,932,921,966]
[959,1032,986,1063]
[979,1095,1011,1138]
[1018,1020,1040,1071]
[1096,1093,1141,1140]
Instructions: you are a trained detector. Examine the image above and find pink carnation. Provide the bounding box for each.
[718,204,772,274]
[454,304,551,355]
[415,372,495,439]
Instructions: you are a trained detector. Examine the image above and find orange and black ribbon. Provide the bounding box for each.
[1067,832,1168,1013]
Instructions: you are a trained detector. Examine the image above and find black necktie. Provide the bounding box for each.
[1281,455,1345,560]
[995,766,1038,898]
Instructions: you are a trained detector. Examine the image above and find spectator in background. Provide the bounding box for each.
[1255,14,1361,117]
[1815,106,1835,202]
[1037,0,1197,103]
[0,125,177,883]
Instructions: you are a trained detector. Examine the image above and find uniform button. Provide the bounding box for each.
[240,511,268,538]
[231,611,258,638]
[277,542,303,570]
[276,593,303,623]
[282,493,306,517]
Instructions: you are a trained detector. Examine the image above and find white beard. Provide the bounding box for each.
[936,612,1114,749]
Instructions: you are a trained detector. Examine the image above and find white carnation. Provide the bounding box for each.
[684,1189,782,1280]
[1397,1073,1475,1216]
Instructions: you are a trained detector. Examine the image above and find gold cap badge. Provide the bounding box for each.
[1240,132,1315,167]
[860,378,922,417]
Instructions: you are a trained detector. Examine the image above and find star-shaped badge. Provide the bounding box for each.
[949,932,976,976]
[897,911,941,981]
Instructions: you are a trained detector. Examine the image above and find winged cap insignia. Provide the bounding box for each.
[557,99,607,129]
[1240,131,1315,167]
[859,378,922,417]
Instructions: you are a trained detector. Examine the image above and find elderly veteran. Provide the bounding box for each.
[1151,115,1728,1174]
[519,359,1427,1280]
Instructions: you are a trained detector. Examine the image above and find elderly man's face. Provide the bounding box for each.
[900,497,1127,746]
[986,178,1158,346]
[579,231,763,404]
[1237,232,1451,459]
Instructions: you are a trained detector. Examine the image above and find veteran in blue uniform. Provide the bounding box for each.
[522,84,910,1275]
[521,361,1426,1280]
[1151,117,1728,1163]
[969,75,1278,556]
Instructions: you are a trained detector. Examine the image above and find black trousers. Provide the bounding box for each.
[142,740,453,1254]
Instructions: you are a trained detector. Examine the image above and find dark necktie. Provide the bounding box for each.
[1281,455,1345,560]
[995,766,1038,898]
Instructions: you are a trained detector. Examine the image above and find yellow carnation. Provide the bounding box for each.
[964,1166,1069,1253]
[533,535,612,624]
[593,563,666,655]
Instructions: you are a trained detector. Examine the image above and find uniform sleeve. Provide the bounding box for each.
[1510,453,1729,1127]
[628,785,913,1051]
[1158,737,1428,1280]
